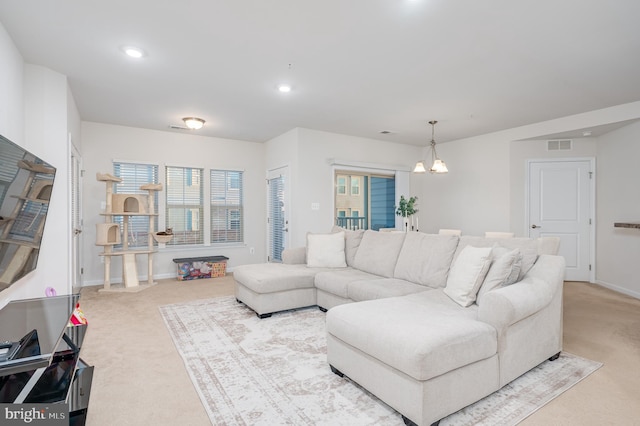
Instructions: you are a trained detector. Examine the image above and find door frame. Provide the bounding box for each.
[524,157,596,282]
[68,136,84,291]
[266,165,290,262]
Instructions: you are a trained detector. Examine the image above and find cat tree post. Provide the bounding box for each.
[141,183,162,285]
[96,173,161,292]
[96,173,122,290]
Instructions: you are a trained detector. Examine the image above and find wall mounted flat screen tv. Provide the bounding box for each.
[0,134,56,291]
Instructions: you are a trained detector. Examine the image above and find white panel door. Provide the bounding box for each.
[528,160,592,281]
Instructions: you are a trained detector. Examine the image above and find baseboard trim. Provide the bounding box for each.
[81,272,176,287]
[80,268,237,287]
[594,280,640,300]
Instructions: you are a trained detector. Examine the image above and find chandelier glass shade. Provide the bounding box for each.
[413,120,448,174]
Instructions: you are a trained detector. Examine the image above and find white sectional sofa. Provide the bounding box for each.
[233,228,565,426]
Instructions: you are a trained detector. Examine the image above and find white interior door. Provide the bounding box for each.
[267,166,289,263]
[70,141,84,290]
[527,159,593,281]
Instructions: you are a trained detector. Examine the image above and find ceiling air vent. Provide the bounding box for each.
[547,139,572,151]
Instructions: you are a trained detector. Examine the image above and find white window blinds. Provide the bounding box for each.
[113,162,159,247]
[268,175,285,262]
[210,170,243,243]
[166,166,204,245]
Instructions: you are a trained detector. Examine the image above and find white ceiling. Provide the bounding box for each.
[1,0,639,145]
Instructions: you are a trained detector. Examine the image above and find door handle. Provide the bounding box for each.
[282,228,288,232]
[531,224,541,229]
[74,228,82,235]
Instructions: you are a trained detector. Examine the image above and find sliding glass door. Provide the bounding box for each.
[334,171,395,231]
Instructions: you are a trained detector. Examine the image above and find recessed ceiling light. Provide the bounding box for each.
[277,84,292,93]
[582,130,592,137]
[121,46,146,58]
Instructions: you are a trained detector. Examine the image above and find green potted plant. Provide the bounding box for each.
[395,196,419,231]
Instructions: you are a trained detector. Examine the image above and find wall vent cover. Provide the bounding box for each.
[547,139,572,151]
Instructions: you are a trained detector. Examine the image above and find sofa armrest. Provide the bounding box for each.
[478,255,565,332]
[282,246,306,264]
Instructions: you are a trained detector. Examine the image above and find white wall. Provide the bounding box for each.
[22,65,74,299]
[266,128,422,248]
[421,136,510,235]
[0,23,23,143]
[81,122,266,285]
[595,121,640,298]
[0,21,77,305]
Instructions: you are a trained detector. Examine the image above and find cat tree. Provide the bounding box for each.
[96,173,164,292]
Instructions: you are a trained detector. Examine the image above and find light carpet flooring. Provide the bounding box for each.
[79,277,640,426]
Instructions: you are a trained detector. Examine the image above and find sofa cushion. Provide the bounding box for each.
[454,236,538,280]
[332,226,365,267]
[233,263,321,293]
[326,294,497,381]
[348,278,429,302]
[444,246,493,307]
[393,233,459,288]
[306,231,347,268]
[476,248,522,305]
[282,246,306,264]
[352,230,406,278]
[314,268,381,299]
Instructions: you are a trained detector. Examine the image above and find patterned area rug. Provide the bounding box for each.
[159,297,602,425]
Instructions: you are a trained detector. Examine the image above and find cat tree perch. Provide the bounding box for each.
[96,173,163,293]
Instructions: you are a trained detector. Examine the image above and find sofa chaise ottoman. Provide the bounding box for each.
[326,254,565,426]
[233,228,564,425]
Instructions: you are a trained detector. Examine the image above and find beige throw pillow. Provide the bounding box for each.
[331,226,365,266]
[444,246,493,307]
[476,248,522,305]
[306,231,347,268]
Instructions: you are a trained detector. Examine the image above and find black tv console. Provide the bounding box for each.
[0,294,93,425]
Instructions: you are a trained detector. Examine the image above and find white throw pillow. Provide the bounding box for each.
[444,246,493,307]
[306,231,347,268]
[476,248,522,305]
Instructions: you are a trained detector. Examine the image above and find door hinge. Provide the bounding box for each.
[589,264,592,271]
[81,267,84,274]
[589,218,592,225]
[588,171,593,179]
[267,256,270,262]
[80,169,85,177]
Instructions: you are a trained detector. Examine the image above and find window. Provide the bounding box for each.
[113,162,159,247]
[166,166,204,245]
[351,177,360,195]
[210,170,244,243]
[334,171,395,231]
[337,176,346,195]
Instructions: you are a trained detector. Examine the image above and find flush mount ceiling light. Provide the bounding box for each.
[277,83,292,93]
[413,120,448,174]
[183,117,205,130]
[121,46,146,58]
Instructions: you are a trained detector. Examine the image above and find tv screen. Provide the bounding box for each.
[0,134,56,291]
